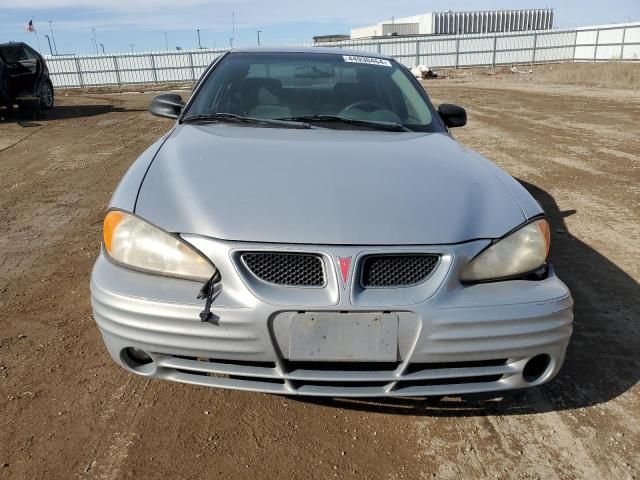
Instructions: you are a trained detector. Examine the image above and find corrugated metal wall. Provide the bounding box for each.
[45,23,640,88]
[433,9,554,35]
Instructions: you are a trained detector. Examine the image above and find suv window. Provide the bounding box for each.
[22,45,39,60]
[0,45,28,63]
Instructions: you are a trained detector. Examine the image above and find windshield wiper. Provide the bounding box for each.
[181,112,310,129]
[278,115,411,132]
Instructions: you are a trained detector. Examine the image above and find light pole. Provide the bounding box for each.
[197,29,202,49]
[100,43,105,54]
[164,32,169,50]
[130,43,135,53]
[47,21,58,55]
[44,34,54,55]
[257,30,262,46]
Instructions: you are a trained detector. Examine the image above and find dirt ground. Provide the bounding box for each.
[436,62,640,90]
[1,75,639,480]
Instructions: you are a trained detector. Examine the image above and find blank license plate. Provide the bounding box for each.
[289,313,399,362]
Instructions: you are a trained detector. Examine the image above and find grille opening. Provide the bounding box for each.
[242,252,325,287]
[175,368,214,377]
[123,347,153,366]
[523,354,551,383]
[397,375,503,388]
[361,254,440,288]
[121,348,154,372]
[170,356,276,369]
[174,370,285,384]
[228,376,286,385]
[294,381,390,389]
[405,359,508,375]
[209,359,277,369]
[285,361,401,372]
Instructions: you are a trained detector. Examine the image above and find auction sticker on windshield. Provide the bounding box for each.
[343,55,392,67]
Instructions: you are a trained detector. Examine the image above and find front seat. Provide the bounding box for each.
[239,78,290,118]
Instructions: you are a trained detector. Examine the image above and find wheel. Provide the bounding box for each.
[39,81,54,110]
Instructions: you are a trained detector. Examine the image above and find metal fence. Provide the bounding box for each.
[46,22,640,88]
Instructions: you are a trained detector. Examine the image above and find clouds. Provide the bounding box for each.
[1,0,430,31]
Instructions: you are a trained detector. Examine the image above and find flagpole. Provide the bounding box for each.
[34,25,43,53]
[29,17,43,53]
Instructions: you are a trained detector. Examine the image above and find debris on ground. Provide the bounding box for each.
[510,65,533,74]
[411,65,440,79]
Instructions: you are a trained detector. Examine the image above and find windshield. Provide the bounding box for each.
[184,52,443,132]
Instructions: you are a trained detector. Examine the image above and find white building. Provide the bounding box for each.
[351,9,555,39]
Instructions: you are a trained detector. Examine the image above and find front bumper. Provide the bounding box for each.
[90,237,573,398]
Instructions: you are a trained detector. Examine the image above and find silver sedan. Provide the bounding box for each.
[91,48,573,398]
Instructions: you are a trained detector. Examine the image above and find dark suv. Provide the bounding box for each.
[0,42,54,110]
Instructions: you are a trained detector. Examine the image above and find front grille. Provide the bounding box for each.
[361,254,440,288]
[155,354,511,397]
[241,252,325,287]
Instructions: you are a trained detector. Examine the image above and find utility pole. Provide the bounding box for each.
[92,28,98,54]
[48,21,58,55]
[197,29,202,49]
[257,30,262,46]
[230,10,235,48]
[44,34,54,55]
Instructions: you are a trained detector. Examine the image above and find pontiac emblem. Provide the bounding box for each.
[338,257,352,288]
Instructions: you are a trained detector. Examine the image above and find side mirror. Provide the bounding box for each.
[438,103,467,128]
[149,93,184,119]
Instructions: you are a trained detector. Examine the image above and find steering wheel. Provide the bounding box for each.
[339,100,385,115]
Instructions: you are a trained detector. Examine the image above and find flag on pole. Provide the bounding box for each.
[26,20,35,32]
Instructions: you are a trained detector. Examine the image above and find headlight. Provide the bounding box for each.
[103,210,216,281]
[460,219,550,282]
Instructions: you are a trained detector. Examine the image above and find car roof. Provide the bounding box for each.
[229,46,393,61]
[0,41,27,48]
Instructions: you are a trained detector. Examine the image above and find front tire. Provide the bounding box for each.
[39,81,54,110]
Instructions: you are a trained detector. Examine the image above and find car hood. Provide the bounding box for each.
[135,125,526,245]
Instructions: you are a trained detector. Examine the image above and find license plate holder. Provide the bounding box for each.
[289,312,399,362]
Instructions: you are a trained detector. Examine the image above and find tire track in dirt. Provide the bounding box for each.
[420,80,639,480]
[1,82,638,480]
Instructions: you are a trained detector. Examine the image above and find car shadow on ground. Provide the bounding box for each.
[296,180,639,416]
[0,103,145,125]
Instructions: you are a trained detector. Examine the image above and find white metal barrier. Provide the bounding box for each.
[45,23,640,88]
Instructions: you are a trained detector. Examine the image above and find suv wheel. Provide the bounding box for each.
[39,81,54,110]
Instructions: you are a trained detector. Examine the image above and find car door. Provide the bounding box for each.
[0,44,38,98]
[0,49,10,104]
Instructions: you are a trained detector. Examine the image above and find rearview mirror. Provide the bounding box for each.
[149,93,184,119]
[438,103,467,128]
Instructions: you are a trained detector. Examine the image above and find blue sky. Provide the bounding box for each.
[1,0,638,55]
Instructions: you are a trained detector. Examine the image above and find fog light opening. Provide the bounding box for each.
[523,354,551,383]
[122,347,154,368]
